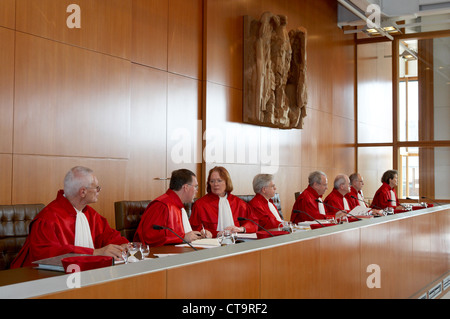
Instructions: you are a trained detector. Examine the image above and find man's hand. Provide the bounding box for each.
[93,244,125,260]
[184,231,204,243]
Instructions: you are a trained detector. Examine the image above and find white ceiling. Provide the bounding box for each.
[338,0,450,37]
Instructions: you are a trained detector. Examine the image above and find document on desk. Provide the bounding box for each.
[349,206,373,217]
[176,238,221,248]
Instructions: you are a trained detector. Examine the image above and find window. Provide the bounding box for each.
[356,34,450,203]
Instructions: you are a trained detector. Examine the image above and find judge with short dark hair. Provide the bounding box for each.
[134,169,211,247]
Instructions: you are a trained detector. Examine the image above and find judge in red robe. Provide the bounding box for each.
[248,174,283,230]
[11,166,128,268]
[134,169,211,247]
[323,174,351,215]
[345,173,383,216]
[189,166,257,238]
[290,171,329,223]
[371,170,403,210]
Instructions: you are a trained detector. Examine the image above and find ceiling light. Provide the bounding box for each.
[400,49,417,61]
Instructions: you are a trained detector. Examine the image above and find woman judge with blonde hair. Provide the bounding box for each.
[189,166,257,237]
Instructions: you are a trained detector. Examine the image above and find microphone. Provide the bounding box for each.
[292,210,326,227]
[152,224,198,251]
[316,199,361,221]
[350,195,383,210]
[421,196,442,206]
[237,217,274,237]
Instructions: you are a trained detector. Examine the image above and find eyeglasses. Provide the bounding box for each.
[187,184,199,190]
[209,179,224,185]
[86,185,101,192]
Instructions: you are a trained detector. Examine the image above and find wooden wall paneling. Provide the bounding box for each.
[132,0,168,69]
[388,217,415,297]
[168,0,203,79]
[203,80,263,196]
[411,213,432,293]
[277,129,302,168]
[0,0,15,29]
[204,82,261,171]
[318,229,361,299]
[360,222,392,298]
[0,155,12,204]
[38,270,167,299]
[167,73,202,183]
[332,116,356,174]
[418,38,435,198]
[166,251,261,298]
[331,39,356,120]
[12,155,128,227]
[260,238,320,298]
[299,108,320,169]
[205,0,247,89]
[302,109,334,170]
[125,64,168,201]
[301,2,334,116]
[431,211,450,280]
[16,0,132,59]
[0,28,14,153]
[14,33,131,159]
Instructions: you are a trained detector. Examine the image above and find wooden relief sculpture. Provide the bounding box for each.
[244,12,307,129]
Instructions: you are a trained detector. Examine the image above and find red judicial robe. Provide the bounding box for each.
[248,193,282,229]
[345,186,365,209]
[189,193,257,238]
[323,188,350,215]
[290,186,325,223]
[10,190,128,268]
[371,182,399,209]
[133,189,187,247]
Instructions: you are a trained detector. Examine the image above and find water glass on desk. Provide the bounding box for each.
[218,230,236,245]
[140,244,150,259]
[126,242,143,262]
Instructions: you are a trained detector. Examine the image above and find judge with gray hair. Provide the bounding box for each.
[248,174,283,229]
[290,171,329,223]
[11,166,128,268]
[323,174,351,217]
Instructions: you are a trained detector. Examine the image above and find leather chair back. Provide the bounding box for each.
[114,200,151,242]
[114,199,195,242]
[0,204,44,270]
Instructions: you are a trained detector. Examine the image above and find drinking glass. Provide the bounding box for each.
[127,242,142,262]
[218,230,236,245]
[140,244,150,259]
[121,249,129,264]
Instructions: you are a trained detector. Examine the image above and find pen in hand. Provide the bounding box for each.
[200,224,206,238]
